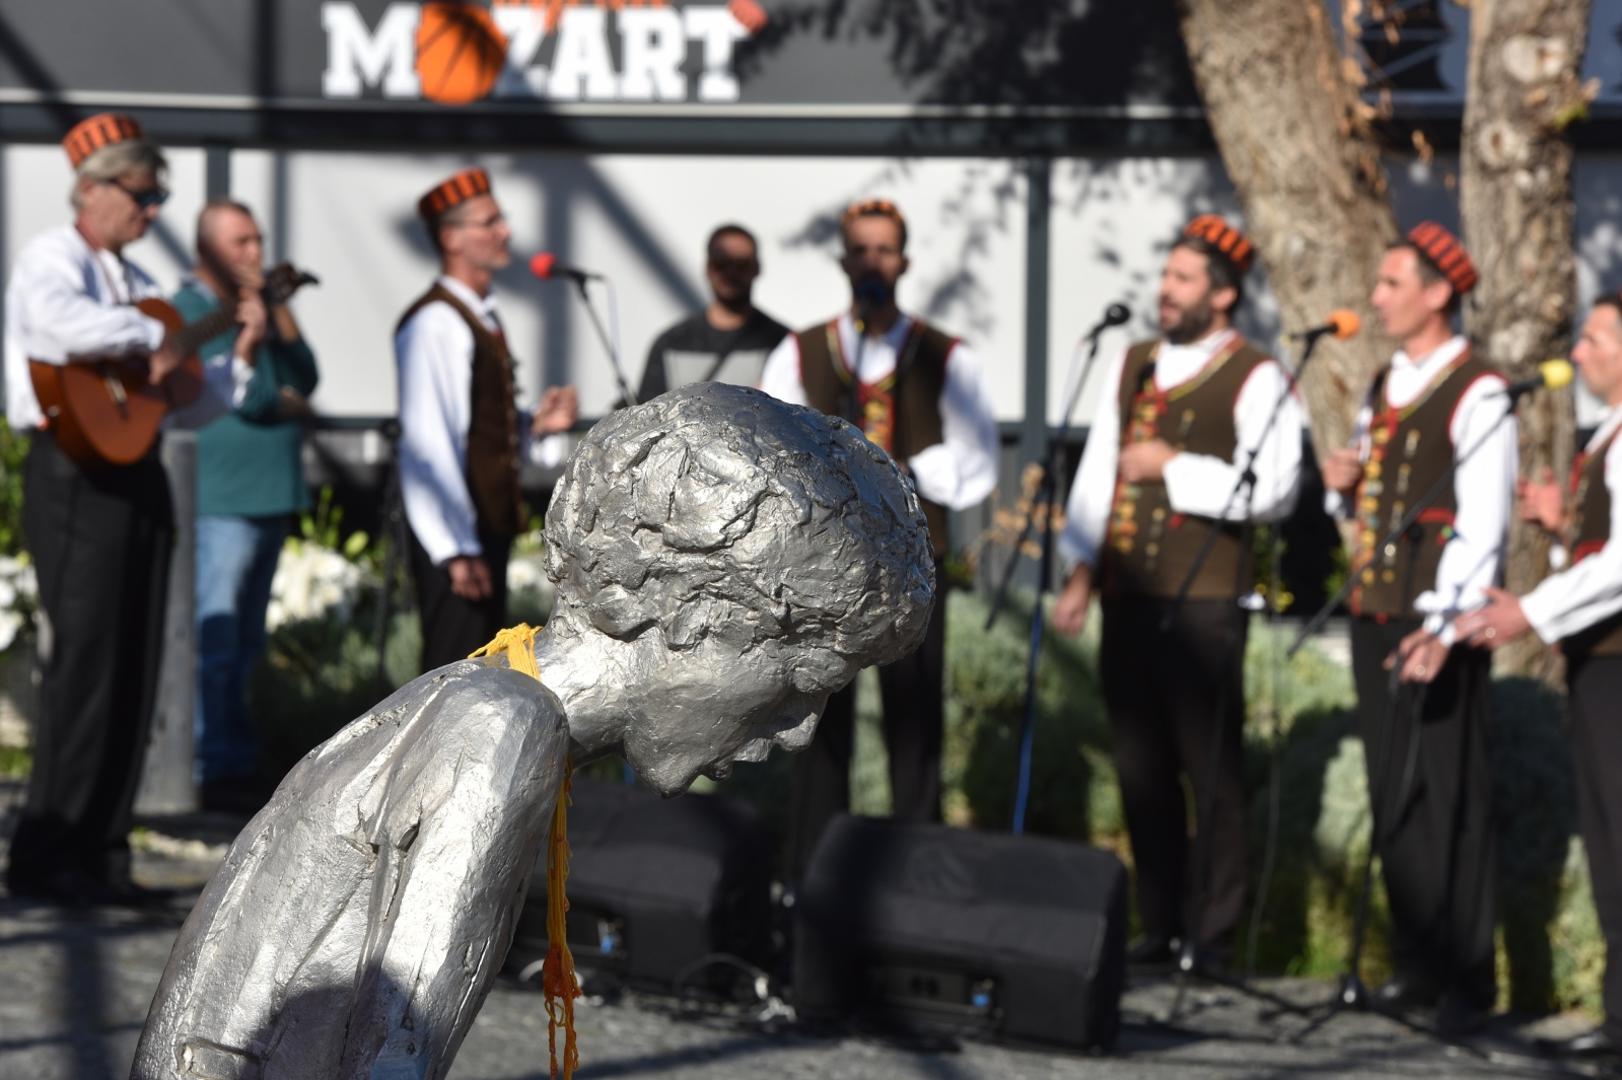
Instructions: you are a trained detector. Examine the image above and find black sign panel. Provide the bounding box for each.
[0,1,1614,151]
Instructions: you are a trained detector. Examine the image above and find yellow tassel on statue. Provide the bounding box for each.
[469,624,581,1080]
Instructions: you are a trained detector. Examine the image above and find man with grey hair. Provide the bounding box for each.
[133,383,934,1079]
[2,113,186,907]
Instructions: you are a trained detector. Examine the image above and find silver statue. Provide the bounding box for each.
[131,384,934,1080]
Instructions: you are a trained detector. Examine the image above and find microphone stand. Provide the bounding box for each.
[1286,382,1530,660]
[373,418,406,693]
[566,276,638,408]
[1151,330,1318,987]
[1284,380,1526,1051]
[984,318,1115,834]
[1151,330,1328,1026]
[1161,327,1335,627]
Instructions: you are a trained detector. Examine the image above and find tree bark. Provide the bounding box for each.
[1175,0,1398,456]
[1460,0,1592,678]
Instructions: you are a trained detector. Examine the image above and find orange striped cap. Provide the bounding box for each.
[1183,214,1255,276]
[1407,221,1478,296]
[418,167,493,221]
[62,113,145,169]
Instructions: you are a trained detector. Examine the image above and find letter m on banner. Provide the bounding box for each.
[323,2,421,98]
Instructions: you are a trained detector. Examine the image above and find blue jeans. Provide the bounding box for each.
[195,514,288,786]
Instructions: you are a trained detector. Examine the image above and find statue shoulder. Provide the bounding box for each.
[409,660,567,759]
[278,661,567,807]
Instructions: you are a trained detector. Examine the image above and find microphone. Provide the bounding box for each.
[1288,309,1360,342]
[1084,302,1132,340]
[529,252,602,283]
[852,276,892,334]
[1503,358,1575,400]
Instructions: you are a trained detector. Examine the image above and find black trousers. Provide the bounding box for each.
[788,570,946,880]
[7,433,172,889]
[1100,596,1249,949]
[1350,617,1496,1004]
[1567,652,1622,1037]
[407,525,511,674]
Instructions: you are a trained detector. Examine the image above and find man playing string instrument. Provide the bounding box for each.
[3,114,191,906]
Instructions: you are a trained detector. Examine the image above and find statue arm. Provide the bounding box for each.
[337,666,568,1078]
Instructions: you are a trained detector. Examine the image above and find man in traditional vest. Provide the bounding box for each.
[1457,294,1622,1061]
[1052,216,1304,974]
[760,197,999,879]
[1320,222,1512,1033]
[396,168,578,673]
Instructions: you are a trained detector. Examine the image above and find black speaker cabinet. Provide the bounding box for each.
[794,814,1126,1050]
[508,777,773,994]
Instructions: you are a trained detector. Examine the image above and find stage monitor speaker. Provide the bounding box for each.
[507,777,773,995]
[794,814,1126,1050]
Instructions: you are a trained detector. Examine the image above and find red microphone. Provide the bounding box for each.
[529,252,602,283]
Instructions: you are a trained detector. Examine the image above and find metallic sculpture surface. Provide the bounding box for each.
[131,383,934,1080]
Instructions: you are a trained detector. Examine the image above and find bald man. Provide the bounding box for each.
[175,197,319,811]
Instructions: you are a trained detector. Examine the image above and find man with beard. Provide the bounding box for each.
[1320,222,1510,1034]
[1052,216,1303,975]
[636,223,788,401]
[1457,294,1622,1063]
[760,197,999,880]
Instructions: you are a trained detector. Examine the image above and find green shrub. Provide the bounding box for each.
[0,421,28,558]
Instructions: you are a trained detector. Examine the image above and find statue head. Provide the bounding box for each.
[542,383,935,794]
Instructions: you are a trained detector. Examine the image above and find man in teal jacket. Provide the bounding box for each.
[173,198,319,810]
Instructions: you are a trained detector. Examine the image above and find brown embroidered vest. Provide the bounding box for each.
[799,317,955,558]
[397,284,523,540]
[1099,334,1269,600]
[1563,426,1622,656]
[1347,349,1496,620]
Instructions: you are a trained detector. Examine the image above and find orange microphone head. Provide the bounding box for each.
[1328,309,1360,340]
[529,252,557,280]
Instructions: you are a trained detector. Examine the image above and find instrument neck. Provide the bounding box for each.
[173,303,239,357]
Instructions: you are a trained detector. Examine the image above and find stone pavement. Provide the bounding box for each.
[0,786,1612,1080]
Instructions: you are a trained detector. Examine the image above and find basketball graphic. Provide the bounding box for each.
[415,2,509,106]
[729,0,768,35]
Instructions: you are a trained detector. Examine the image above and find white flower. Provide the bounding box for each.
[507,555,556,612]
[0,554,38,653]
[267,541,370,630]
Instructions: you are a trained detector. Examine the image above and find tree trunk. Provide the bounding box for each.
[1460,0,1592,679]
[1174,0,1398,456]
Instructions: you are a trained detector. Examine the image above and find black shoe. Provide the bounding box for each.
[1433,992,1492,1038]
[1535,1027,1621,1060]
[1176,939,1231,981]
[1127,934,1180,967]
[1371,974,1441,1013]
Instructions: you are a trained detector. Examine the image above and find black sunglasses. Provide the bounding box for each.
[107,178,170,210]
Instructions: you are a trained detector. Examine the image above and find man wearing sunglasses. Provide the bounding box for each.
[635,223,788,403]
[2,113,184,907]
[395,167,579,674]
